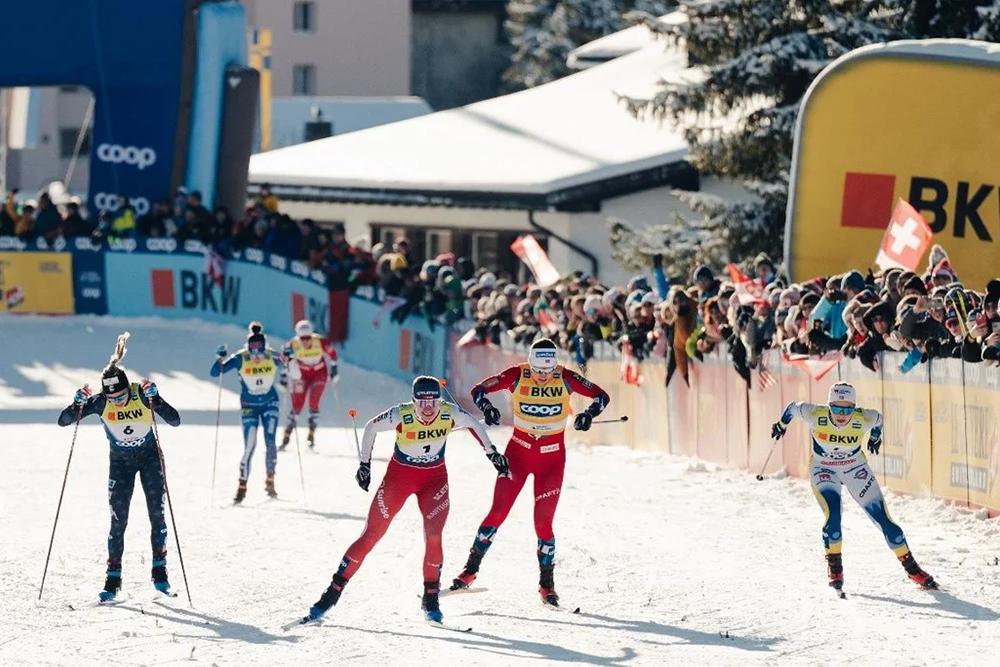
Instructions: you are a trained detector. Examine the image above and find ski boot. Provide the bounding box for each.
[308,574,347,622]
[99,567,122,603]
[265,473,277,499]
[421,581,443,623]
[539,564,559,607]
[307,424,317,449]
[280,426,293,451]
[826,553,844,591]
[450,549,484,591]
[899,552,938,589]
[151,559,171,595]
[233,479,248,504]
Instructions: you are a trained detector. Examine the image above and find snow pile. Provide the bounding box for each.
[1,314,998,666]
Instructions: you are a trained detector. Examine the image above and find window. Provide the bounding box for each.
[59,127,91,159]
[293,1,314,32]
[426,230,452,258]
[292,64,316,96]
[471,232,499,272]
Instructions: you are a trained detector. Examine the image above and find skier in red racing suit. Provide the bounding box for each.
[450,338,609,607]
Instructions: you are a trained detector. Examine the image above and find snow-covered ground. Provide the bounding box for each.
[1,315,998,666]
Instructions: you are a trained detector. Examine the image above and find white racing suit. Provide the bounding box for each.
[779,402,909,558]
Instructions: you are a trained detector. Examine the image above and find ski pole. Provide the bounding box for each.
[292,418,307,503]
[348,409,363,462]
[39,398,86,601]
[755,437,780,481]
[592,415,629,425]
[151,411,193,606]
[209,371,224,506]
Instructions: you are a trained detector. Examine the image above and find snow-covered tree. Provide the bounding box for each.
[614,0,1000,277]
[503,1,676,90]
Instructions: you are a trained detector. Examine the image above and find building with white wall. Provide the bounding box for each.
[248,14,750,286]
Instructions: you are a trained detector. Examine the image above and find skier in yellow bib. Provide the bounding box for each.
[772,381,937,595]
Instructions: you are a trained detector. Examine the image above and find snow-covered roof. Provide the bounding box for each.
[248,33,693,208]
[567,11,686,69]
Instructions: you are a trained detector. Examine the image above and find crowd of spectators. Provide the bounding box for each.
[466,247,1000,382]
[5,186,998,381]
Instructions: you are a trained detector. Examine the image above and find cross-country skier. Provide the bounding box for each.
[211,321,282,504]
[303,376,509,625]
[771,381,937,594]
[57,343,181,602]
[280,319,338,449]
[450,338,610,607]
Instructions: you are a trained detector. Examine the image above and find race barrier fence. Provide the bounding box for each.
[447,339,1000,515]
[3,237,998,513]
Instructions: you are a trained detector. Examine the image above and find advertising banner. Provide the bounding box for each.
[104,250,328,341]
[961,362,1000,512]
[779,357,811,479]
[748,350,785,477]
[0,250,74,314]
[70,238,107,315]
[787,41,1000,287]
[929,359,970,506]
[344,297,449,385]
[696,352,729,465]
[880,357,933,496]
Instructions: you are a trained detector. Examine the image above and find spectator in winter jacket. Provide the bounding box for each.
[15,204,35,240]
[34,193,63,243]
[61,202,92,238]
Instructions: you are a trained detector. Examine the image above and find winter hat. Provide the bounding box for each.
[528,338,558,373]
[101,364,130,396]
[902,275,927,296]
[828,382,856,405]
[478,272,497,290]
[641,291,660,307]
[692,264,714,284]
[841,270,866,294]
[800,292,820,309]
[246,321,266,351]
[627,276,650,293]
[985,279,1000,306]
[754,252,776,271]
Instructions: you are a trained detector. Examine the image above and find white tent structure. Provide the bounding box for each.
[247,14,745,285]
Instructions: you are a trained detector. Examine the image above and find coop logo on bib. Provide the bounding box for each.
[520,403,563,417]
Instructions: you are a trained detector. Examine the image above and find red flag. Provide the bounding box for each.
[511,235,560,288]
[783,351,842,381]
[620,341,641,386]
[726,263,765,305]
[874,199,932,272]
[536,307,559,336]
[205,250,225,288]
[455,327,480,348]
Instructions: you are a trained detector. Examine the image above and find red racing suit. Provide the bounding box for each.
[336,401,499,584]
[470,363,609,553]
[284,334,338,419]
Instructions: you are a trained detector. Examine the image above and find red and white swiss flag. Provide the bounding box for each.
[874,199,933,272]
[726,263,765,305]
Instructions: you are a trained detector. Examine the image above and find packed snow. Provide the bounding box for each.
[1,315,998,666]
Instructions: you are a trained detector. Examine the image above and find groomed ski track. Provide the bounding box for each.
[1,315,997,666]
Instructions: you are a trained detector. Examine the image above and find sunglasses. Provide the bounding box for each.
[829,405,854,415]
[106,389,129,403]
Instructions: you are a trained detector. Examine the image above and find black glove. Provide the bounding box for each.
[355,462,371,492]
[488,451,509,477]
[279,369,288,387]
[478,399,501,426]
[868,434,882,455]
[329,363,339,379]
[216,344,228,358]
[771,421,787,440]
[574,412,592,431]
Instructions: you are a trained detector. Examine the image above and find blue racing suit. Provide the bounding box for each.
[211,348,281,481]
